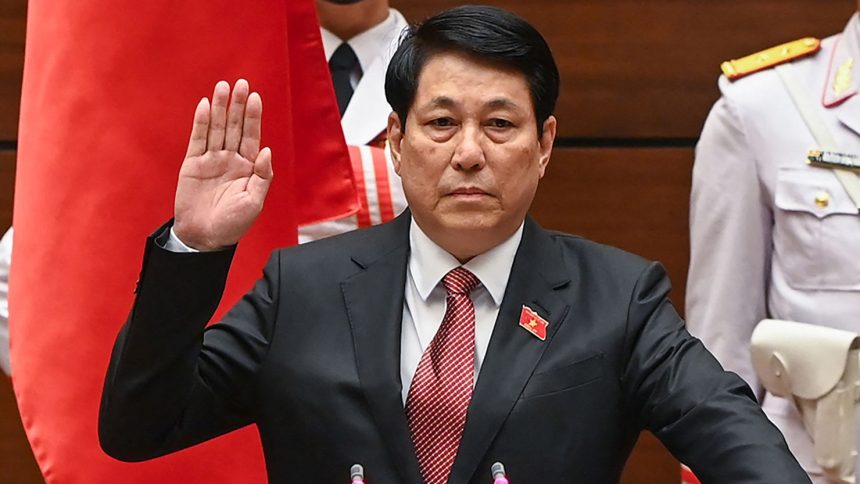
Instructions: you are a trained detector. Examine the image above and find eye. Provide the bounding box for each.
[430,117,455,128]
[488,118,514,129]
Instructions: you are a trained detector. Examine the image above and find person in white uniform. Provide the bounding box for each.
[686,4,860,482]
[299,0,409,242]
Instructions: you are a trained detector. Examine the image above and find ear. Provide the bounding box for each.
[537,115,557,178]
[387,111,403,174]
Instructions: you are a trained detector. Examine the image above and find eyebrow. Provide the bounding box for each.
[423,96,523,111]
[427,96,456,109]
[487,98,522,111]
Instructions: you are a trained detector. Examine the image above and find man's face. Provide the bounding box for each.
[388,52,556,260]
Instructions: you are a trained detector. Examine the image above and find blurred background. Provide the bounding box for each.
[0,0,855,482]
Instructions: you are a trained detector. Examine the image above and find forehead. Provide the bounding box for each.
[412,51,533,109]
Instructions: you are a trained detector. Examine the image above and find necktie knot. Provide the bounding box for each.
[329,43,359,71]
[443,267,480,296]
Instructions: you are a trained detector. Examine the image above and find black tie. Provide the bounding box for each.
[329,43,361,117]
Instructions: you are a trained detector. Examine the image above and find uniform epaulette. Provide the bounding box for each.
[721,37,821,81]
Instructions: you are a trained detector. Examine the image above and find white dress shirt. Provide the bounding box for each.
[320,9,400,89]
[168,217,524,405]
[401,219,522,404]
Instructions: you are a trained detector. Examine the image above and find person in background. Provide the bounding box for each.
[686,3,860,482]
[300,0,409,242]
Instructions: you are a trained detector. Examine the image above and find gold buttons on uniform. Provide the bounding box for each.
[814,192,830,208]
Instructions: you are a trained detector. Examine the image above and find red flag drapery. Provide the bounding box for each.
[11,0,357,481]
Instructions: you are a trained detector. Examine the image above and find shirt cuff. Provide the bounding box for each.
[165,226,200,253]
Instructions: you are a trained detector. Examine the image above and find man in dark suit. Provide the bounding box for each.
[99,6,810,483]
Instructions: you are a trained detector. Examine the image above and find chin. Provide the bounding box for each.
[436,208,500,231]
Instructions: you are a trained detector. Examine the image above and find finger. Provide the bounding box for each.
[185,97,210,158]
[247,147,273,205]
[239,91,262,161]
[206,81,230,150]
[224,79,249,152]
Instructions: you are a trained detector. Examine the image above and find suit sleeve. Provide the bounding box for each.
[622,262,809,483]
[685,78,772,398]
[99,226,280,462]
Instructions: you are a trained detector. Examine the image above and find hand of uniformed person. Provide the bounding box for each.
[173,79,273,251]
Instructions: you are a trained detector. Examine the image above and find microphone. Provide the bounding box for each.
[491,461,509,484]
[350,464,365,484]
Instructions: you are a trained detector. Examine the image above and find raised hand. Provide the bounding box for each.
[173,80,273,250]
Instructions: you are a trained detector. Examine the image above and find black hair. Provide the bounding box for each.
[385,5,560,135]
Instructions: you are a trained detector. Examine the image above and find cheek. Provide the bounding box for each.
[493,149,542,202]
[400,143,446,198]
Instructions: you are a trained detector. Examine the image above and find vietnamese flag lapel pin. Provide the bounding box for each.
[519,305,549,341]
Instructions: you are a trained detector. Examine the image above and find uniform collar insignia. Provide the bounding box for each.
[822,15,859,107]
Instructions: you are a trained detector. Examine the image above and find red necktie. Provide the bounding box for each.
[406,267,481,484]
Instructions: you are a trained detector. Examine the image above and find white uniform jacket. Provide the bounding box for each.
[686,13,860,481]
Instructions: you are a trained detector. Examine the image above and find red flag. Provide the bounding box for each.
[11,0,357,481]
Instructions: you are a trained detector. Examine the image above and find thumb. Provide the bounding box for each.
[247,147,273,203]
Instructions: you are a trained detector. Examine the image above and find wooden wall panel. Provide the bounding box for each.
[0,0,27,140]
[0,376,41,483]
[1,151,14,230]
[1,1,856,139]
[531,147,692,313]
[392,0,855,138]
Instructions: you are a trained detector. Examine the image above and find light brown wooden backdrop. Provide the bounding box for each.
[0,0,855,482]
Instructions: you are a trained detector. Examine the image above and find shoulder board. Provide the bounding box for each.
[721,37,821,81]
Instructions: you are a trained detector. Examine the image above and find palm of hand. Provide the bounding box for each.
[173,80,273,251]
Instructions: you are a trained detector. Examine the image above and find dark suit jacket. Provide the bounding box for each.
[100,212,809,483]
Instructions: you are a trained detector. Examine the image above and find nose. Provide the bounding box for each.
[450,124,486,171]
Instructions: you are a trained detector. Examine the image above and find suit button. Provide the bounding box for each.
[814,192,830,208]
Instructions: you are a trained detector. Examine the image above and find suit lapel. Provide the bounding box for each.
[449,218,572,484]
[341,212,424,483]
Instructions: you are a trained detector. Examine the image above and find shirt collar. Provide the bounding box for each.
[320,9,397,74]
[408,217,524,306]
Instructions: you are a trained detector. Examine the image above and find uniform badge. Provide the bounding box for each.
[833,57,854,97]
[519,305,548,341]
[807,149,860,171]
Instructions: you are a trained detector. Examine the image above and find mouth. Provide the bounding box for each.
[448,187,490,197]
